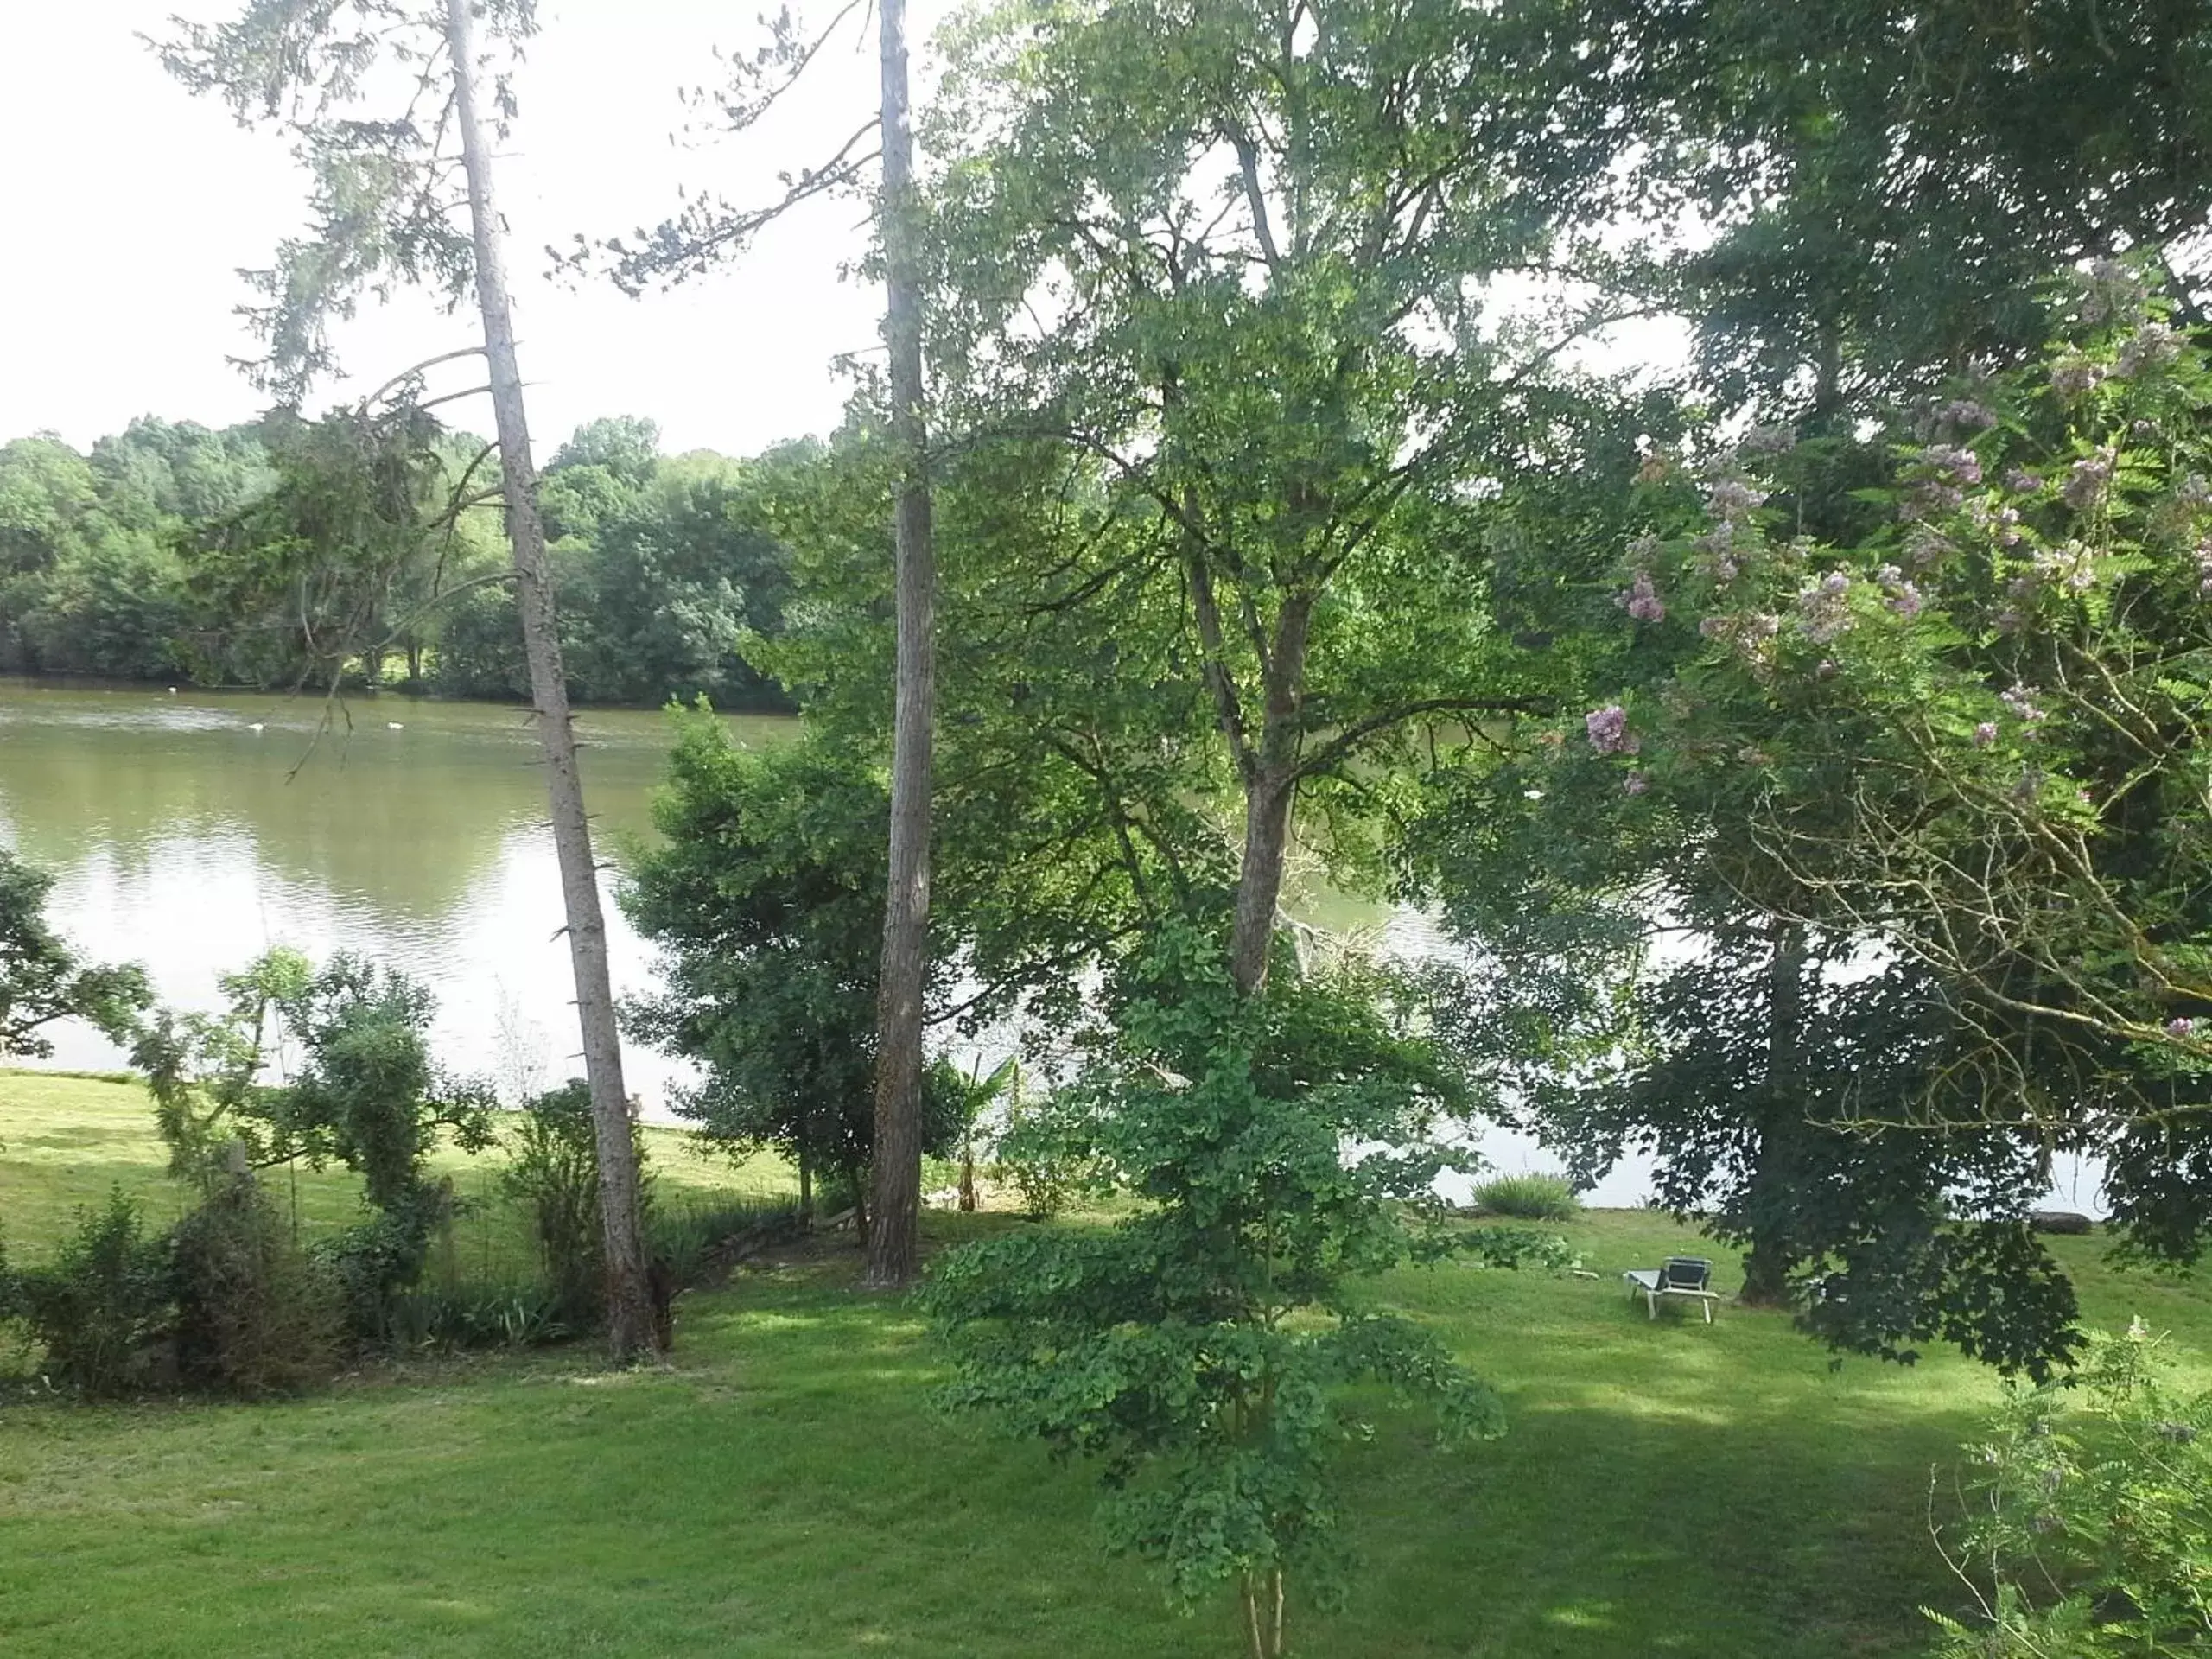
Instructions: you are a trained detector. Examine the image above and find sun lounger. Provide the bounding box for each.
[1622,1255,1719,1322]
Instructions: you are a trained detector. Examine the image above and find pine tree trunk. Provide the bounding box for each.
[446,0,659,1360]
[864,0,935,1292]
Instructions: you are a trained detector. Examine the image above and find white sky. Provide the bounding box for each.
[3,0,927,458]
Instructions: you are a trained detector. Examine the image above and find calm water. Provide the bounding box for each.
[0,678,788,1111]
[0,677,2097,1212]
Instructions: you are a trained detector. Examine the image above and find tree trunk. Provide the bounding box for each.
[1224,594,1313,996]
[1741,918,1808,1310]
[446,0,660,1360]
[864,0,936,1292]
[1228,773,1295,994]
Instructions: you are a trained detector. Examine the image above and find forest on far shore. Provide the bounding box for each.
[0,412,798,709]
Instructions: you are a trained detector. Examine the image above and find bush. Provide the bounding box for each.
[500,1081,609,1329]
[1928,1320,2212,1655]
[17,1190,175,1396]
[171,1165,340,1395]
[1470,1173,1580,1221]
[386,1278,571,1350]
[646,1193,810,1287]
[992,1086,1096,1221]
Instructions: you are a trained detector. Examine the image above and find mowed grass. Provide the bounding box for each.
[8,1076,2212,1656]
[0,1069,790,1278]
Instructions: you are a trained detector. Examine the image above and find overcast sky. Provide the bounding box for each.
[3,0,929,459]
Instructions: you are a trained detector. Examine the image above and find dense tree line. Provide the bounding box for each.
[0,411,796,709]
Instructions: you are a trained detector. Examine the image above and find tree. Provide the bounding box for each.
[623,710,959,1227]
[161,0,663,1357]
[0,851,150,1062]
[1439,277,2212,1373]
[915,0,1647,998]
[926,922,1567,1655]
[864,0,938,1289]
[1574,0,2212,411]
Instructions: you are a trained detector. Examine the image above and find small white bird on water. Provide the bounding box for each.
[247,722,264,734]
[386,721,404,731]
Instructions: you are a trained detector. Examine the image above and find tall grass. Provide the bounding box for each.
[1470,1172,1580,1221]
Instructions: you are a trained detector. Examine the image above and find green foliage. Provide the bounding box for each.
[1928,1322,2212,1656]
[499,1078,657,1331]
[0,849,151,1063]
[927,924,1563,1650]
[1469,1173,1580,1222]
[988,1074,1093,1222]
[624,711,957,1199]
[16,1190,175,1397]
[170,1160,340,1396]
[141,948,497,1341]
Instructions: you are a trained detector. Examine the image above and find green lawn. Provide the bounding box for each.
[0,1069,790,1277]
[4,1073,2209,1656]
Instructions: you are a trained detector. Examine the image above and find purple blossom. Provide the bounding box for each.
[2063,449,2115,512]
[1586,704,1639,756]
[2051,354,2105,399]
[2115,322,2182,378]
[1905,525,1955,569]
[1622,769,1650,796]
[1706,479,1769,519]
[2169,1017,2198,1039]
[1973,721,1999,747]
[1738,423,1796,456]
[1617,569,1666,623]
[1919,444,1984,485]
[1796,574,1855,645]
[2001,685,2048,723]
[1936,399,1999,431]
[2177,474,2212,513]
[2005,468,2045,493]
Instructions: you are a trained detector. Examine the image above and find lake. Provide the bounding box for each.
[0,677,788,1111]
[0,677,2101,1213]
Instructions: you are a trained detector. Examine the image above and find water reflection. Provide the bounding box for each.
[0,678,782,1110]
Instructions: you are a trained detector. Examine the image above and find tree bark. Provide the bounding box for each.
[1741,918,1808,1309]
[446,0,660,1359]
[1224,594,1313,995]
[864,0,936,1292]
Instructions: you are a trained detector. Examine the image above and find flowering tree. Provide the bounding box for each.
[1580,264,2212,1269]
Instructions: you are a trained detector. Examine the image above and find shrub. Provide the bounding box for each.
[1470,1173,1580,1222]
[17,1190,175,1396]
[646,1193,810,1287]
[928,925,1572,1655]
[170,1164,340,1395]
[500,1081,609,1329]
[1928,1320,2212,1655]
[386,1278,570,1350]
[992,1084,1095,1221]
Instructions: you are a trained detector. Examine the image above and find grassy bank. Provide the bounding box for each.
[0,1069,789,1276]
[6,1073,2212,1656]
